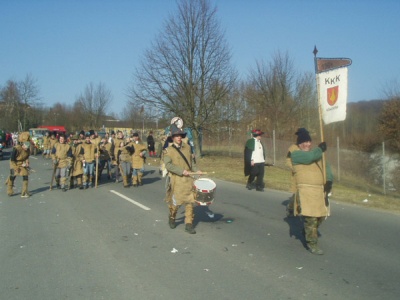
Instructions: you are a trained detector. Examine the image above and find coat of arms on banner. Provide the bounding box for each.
[327,86,339,106]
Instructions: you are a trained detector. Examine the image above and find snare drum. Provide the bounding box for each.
[193,178,216,206]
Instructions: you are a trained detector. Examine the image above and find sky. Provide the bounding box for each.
[1,0,400,116]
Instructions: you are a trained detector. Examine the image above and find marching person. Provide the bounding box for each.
[116,137,134,188]
[98,136,114,181]
[164,124,201,234]
[113,131,125,182]
[147,130,156,157]
[81,133,97,189]
[42,131,51,158]
[70,135,85,189]
[51,135,73,192]
[131,132,147,187]
[78,130,85,142]
[49,133,58,156]
[6,141,31,197]
[289,127,333,255]
[244,129,266,191]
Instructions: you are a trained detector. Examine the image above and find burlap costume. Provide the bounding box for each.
[98,140,114,180]
[291,146,333,254]
[131,140,147,186]
[70,141,84,188]
[7,144,30,197]
[164,141,198,226]
[285,144,300,215]
[42,134,51,157]
[52,142,73,189]
[292,147,332,217]
[81,140,97,187]
[117,141,134,187]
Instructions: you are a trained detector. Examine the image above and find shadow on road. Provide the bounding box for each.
[281,198,307,249]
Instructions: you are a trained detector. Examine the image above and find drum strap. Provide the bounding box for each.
[172,144,192,171]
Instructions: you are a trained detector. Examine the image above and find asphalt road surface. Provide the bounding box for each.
[1,149,399,300]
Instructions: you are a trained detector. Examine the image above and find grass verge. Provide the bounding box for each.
[147,154,400,214]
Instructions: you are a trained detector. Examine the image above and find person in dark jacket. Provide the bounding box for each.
[244,129,266,191]
[147,131,156,157]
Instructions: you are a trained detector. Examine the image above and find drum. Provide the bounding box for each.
[193,178,216,206]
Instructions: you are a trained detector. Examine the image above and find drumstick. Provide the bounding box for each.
[187,171,214,175]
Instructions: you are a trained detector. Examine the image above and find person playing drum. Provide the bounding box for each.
[164,124,201,234]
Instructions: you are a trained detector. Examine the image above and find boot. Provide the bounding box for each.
[185,223,196,234]
[307,243,324,255]
[69,177,75,189]
[122,176,129,188]
[77,176,84,189]
[138,172,143,186]
[7,176,14,196]
[168,206,178,229]
[246,182,255,190]
[89,176,93,188]
[132,175,138,187]
[21,180,30,198]
[61,178,67,192]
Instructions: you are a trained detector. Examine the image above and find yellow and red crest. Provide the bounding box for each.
[327,86,339,106]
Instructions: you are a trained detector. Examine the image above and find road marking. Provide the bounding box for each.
[110,190,151,211]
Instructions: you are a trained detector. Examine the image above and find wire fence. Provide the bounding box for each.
[202,130,400,198]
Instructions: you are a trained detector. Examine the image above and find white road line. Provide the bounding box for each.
[110,190,151,211]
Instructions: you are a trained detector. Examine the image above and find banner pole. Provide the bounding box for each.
[314,46,327,184]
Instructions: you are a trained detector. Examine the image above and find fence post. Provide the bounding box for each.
[382,141,386,195]
[337,136,340,182]
[273,130,276,165]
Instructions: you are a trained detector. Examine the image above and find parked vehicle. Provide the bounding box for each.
[29,128,48,155]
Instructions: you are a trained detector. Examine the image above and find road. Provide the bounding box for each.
[1,149,399,300]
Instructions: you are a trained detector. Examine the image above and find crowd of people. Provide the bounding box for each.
[4,119,334,248]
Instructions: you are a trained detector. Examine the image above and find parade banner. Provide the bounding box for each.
[317,67,348,125]
[316,57,352,73]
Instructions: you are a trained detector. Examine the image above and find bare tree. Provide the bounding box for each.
[128,0,237,156]
[0,80,20,130]
[18,74,41,130]
[0,75,41,131]
[76,82,112,129]
[246,51,317,139]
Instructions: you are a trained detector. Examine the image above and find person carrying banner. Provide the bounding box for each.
[164,124,201,234]
[289,128,333,255]
[244,129,266,191]
[6,141,31,197]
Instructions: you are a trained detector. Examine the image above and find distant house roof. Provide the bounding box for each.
[38,126,66,132]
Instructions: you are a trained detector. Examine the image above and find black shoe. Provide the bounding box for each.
[185,224,196,234]
[246,183,254,190]
[256,187,264,192]
[169,218,176,229]
[286,205,294,217]
[79,185,84,190]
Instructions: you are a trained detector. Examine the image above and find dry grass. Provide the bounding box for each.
[147,153,400,213]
